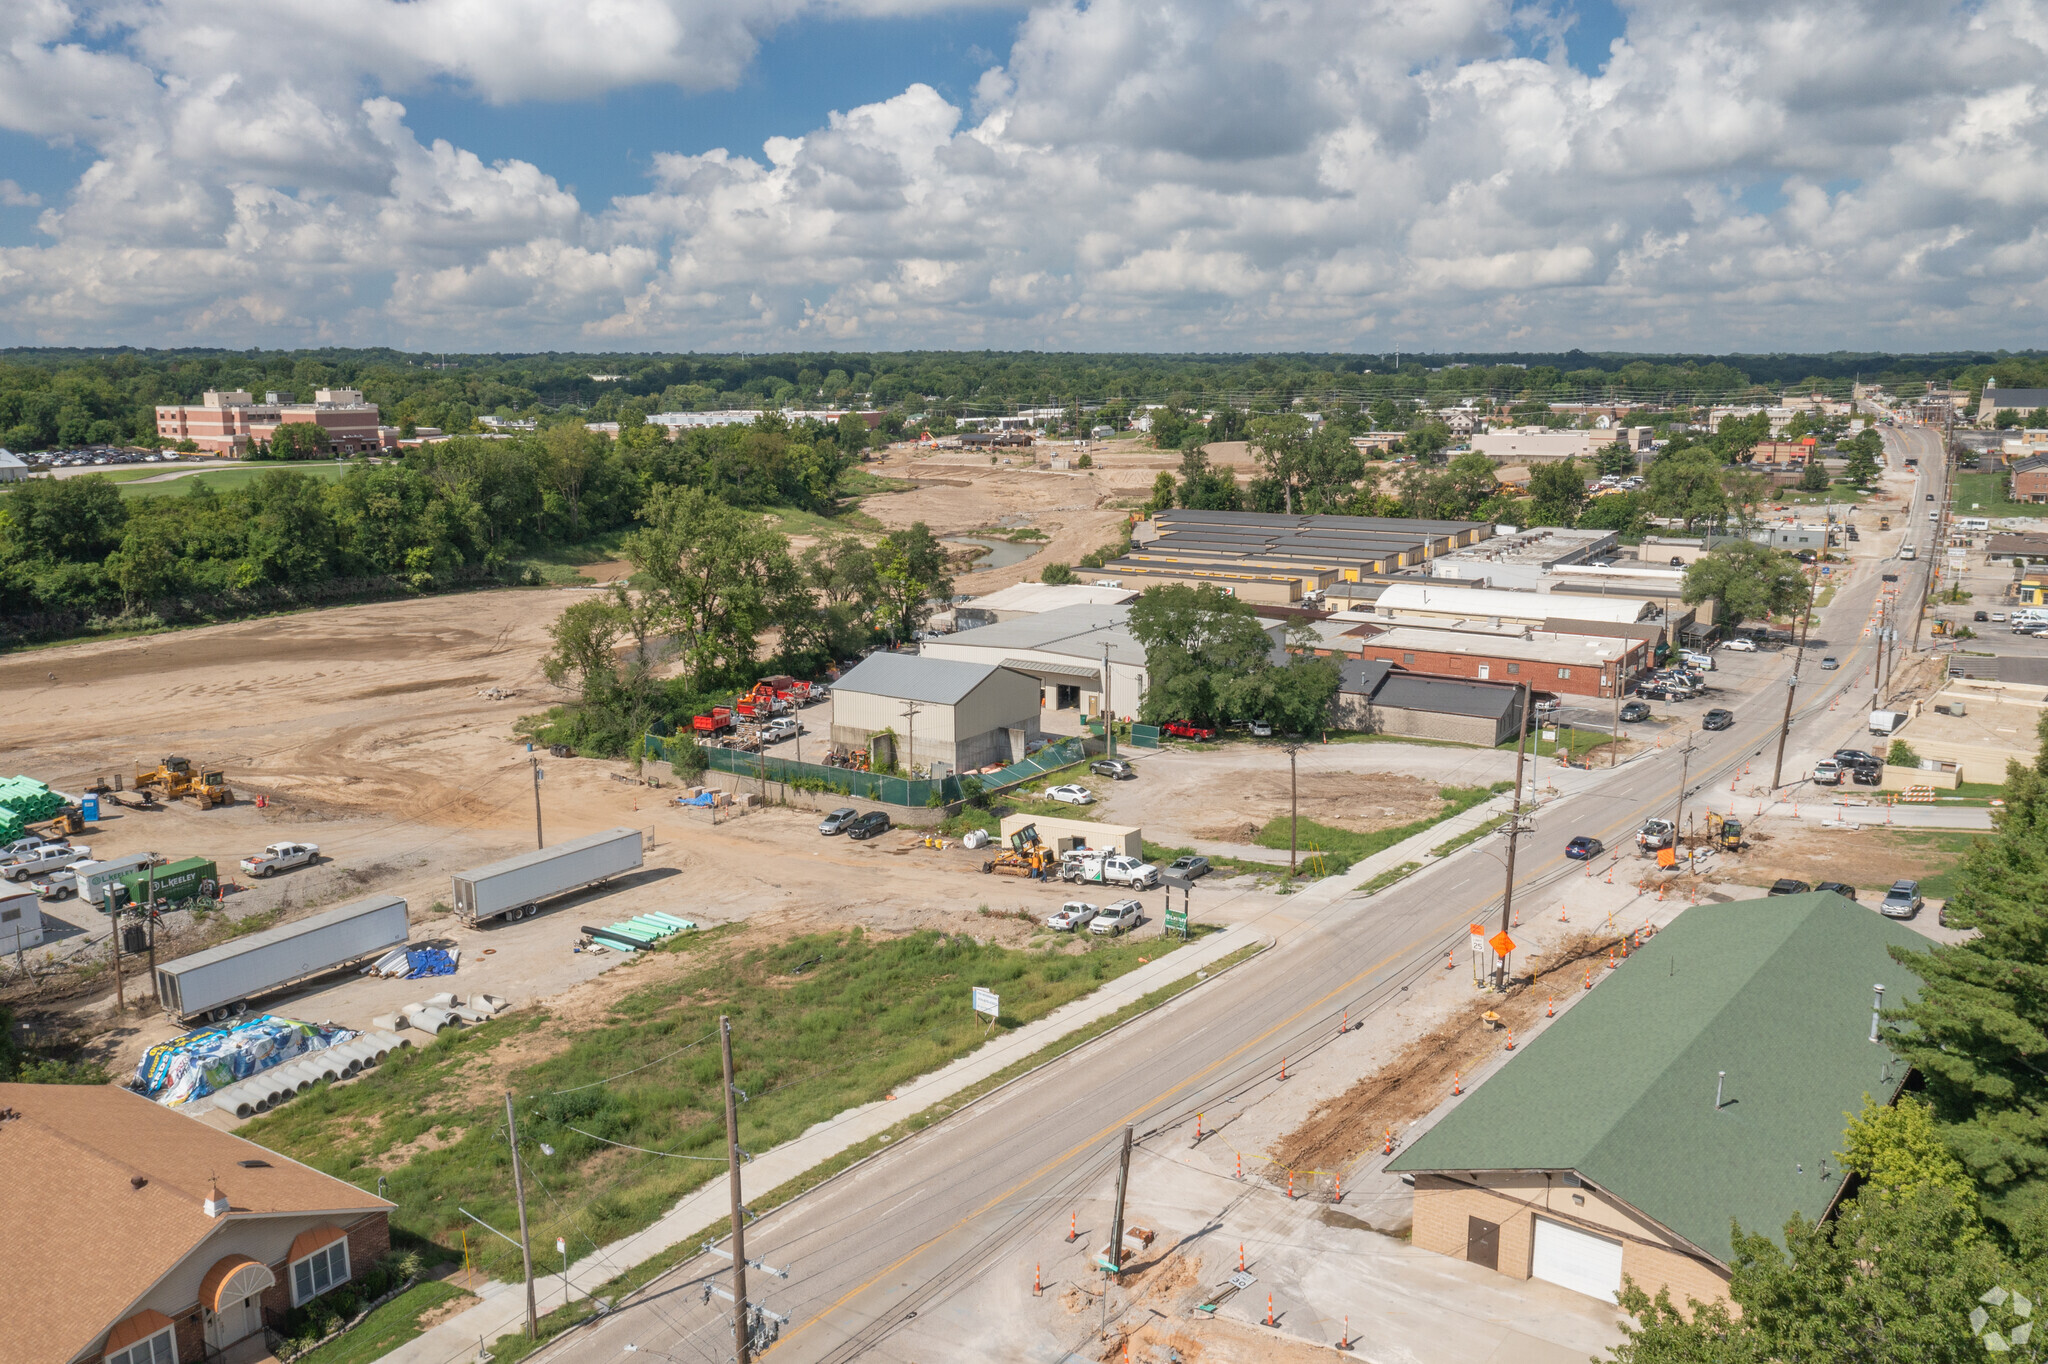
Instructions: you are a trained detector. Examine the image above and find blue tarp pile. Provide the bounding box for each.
[405,947,458,979]
[134,1014,356,1107]
[676,791,716,807]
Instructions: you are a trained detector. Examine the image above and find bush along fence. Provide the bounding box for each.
[642,734,1090,807]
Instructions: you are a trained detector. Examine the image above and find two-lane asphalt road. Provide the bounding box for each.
[551,430,1948,1364]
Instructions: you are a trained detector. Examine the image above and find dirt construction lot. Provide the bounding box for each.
[0,580,1292,1091]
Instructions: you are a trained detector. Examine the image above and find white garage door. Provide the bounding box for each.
[1531,1217,1624,1303]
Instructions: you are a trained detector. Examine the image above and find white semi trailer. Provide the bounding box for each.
[452,827,644,925]
[154,894,410,1023]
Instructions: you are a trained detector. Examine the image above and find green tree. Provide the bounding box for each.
[1886,710,2048,1252]
[1843,1093,1978,1212]
[1798,458,1831,492]
[1040,561,1076,585]
[1596,443,1639,477]
[266,421,330,460]
[1842,428,1885,485]
[870,522,953,644]
[1248,414,1311,513]
[1527,457,1589,527]
[1681,540,1809,627]
[625,485,805,686]
[1578,490,1652,537]
[1648,447,1731,530]
[540,422,610,537]
[1404,419,1452,462]
[1125,584,1273,726]
[1176,446,1241,510]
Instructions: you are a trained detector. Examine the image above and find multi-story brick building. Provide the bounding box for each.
[5,1082,393,1364]
[154,390,395,456]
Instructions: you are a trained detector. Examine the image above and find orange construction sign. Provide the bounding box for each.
[1657,847,1678,869]
[1489,930,1516,958]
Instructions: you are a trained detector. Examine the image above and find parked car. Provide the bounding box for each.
[1167,855,1211,880]
[1090,758,1137,780]
[1851,765,1882,786]
[1247,720,1274,737]
[1975,611,1990,622]
[1162,721,1217,740]
[1815,881,1859,901]
[1702,708,1735,730]
[1618,701,1652,723]
[238,842,318,877]
[1045,784,1096,806]
[817,807,860,835]
[1046,902,1096,931]
[1819,656,1839,670]
[1834,749,1883,772]
[1812,759,1842,785]
[846,811,892,840]
[1089,899,1144,935]
[1723,637,1757,652]
[1564,835,1605,860]
[0,835,66,862]
[1768,878,1812,896]
[1881,879,1923,919]
[3,844,91,881]
[1993,613,2008,623]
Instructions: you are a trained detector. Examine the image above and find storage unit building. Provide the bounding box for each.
[918,605,1150,718]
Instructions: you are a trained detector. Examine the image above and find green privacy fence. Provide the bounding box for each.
[643,734,1090,808]
[1082,719,1160,748]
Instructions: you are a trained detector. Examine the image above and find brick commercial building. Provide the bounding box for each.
[3,1082,393,1364]
[1391,892,1926,1309]
[154,390,394,455]
[1349,625,1645,698]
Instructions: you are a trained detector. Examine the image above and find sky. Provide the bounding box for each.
[0,0,2043,354]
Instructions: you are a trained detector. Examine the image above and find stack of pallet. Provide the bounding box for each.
[584,912,698,953]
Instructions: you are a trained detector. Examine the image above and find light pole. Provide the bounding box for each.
[530,756,545,850]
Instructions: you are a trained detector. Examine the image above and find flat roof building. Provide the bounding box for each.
[1352,625,1645,697]
[919,604,1151,720]
[1426,527,1620,591]
[1373,583,1658,633]
[155,389,390,456]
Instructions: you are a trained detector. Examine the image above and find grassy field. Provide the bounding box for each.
[293,1281,470,1364]
[118,461,356,497]
[1253,781,1512,877]
[506,527,637,585]
[1508,725,1614,761]
[1953,471,2037,520]
[239,924,1182,1279]
[1862,828,1983,899]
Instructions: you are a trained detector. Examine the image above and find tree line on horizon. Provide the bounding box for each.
[1,347,2043,453]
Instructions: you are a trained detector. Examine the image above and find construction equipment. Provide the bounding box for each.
[29,808,86,839]
[134,757,235,809]
[981,823,1055,878]
[693,706,734,734]
[1706,812,1744,852]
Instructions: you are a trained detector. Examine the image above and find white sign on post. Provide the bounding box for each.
[972,986,999,1019]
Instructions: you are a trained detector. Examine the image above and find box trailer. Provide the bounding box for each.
[115,857,219,909]
[1869,710,1909,736]
[154,894,409,1024]
[0,885,43,953]
[452,827,644,925]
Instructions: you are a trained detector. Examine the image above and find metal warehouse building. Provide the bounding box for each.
[828,653,1043,777]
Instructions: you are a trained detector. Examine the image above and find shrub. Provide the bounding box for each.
[669,735,709,781]
[1888,740,1921,768]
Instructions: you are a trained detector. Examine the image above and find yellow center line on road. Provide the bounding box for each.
[778,640,1893,1355]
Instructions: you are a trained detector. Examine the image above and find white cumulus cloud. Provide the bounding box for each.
[2,0,2048,349]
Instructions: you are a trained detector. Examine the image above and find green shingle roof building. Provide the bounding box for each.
[1389,892,1925,1305]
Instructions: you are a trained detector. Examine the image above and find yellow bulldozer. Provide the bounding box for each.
[135,756,235,810]
[981,823,1055,878]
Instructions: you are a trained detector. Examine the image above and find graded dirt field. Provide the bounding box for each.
[0,548,1291,1082]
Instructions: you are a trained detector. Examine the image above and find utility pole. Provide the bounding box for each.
[1609,670,1623,769]
[721,1016,753,1364]
[1495,682,1531,992]
[1102,643,1115,759]
[1770,566,1821,789]
[109,893,124,1014]
[530,756,545,850]
[145,863,159,1004]
[504,1091,539,1339]
[900,700,923,778]
[1673,734,1697,845]
[1280,744,1304,873]
[1107,1123,1134,1281]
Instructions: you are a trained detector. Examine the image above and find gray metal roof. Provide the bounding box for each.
[1947,655,2048,685]
[834,653,1020,705]
[1373,672,1521,719]
[928,604,1148,667]
[1336,658,1395,695]
[1984,388,2048,408]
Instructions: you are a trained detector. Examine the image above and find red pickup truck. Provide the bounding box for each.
[1162,721,1217,740]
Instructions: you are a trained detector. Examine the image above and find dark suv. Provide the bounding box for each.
[846,811,893,840]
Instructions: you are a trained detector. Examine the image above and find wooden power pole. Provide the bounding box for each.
[504,1091,539,1338]
[1495,682,1532,991]
[722,1016,753,1364]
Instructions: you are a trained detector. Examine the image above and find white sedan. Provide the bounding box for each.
[1045,784,1096,806]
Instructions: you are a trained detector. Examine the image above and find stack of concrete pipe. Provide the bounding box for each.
[196,1029,412,1119]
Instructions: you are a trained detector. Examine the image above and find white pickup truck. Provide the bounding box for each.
[1060,852,1161,889]
[4,844,91,882]
[240,842,319,877]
